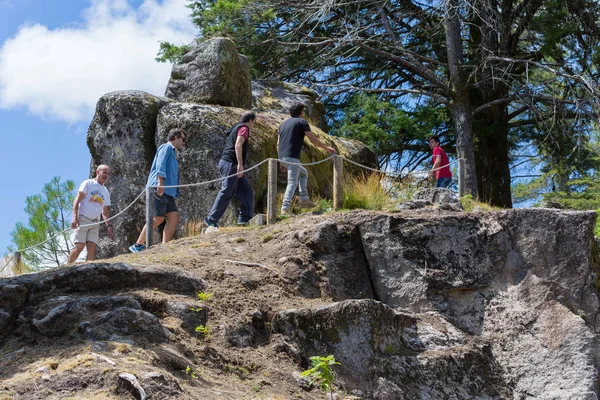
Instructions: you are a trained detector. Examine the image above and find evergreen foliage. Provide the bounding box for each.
[8,177,76,269]
[159,0,600,207]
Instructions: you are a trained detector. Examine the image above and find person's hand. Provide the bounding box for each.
[107,225,114,238]
[156,186,165,196]
[71,217,79,230]
[237,164,244,178]
[279,163,287,172]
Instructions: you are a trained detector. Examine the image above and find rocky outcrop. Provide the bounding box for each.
[86,37,377,257]
[0,263,205,343]
[87,91,170,257]
[165,37,252,108]
[270,209,600,398]
[0,209,598,399]
[90,99,376,257]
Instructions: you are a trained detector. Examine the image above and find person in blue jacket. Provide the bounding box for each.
[129,128,186,252]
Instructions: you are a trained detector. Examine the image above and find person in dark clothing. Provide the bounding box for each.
[205,111,257,227]
[278,103,336,215]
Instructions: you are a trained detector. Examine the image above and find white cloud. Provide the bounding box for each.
[0,0,197,123]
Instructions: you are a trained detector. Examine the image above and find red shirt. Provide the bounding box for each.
[237,125,249,140]
[433,147,452,179]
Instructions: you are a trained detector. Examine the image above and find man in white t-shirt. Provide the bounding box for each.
[67,164,113,263]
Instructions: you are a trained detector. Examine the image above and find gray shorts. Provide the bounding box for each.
[73,215,100,244]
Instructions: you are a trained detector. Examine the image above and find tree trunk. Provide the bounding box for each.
[472,105,513,208]
[468,0,513,208]
[445,0,478,198]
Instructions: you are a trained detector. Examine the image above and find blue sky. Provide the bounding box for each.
[0,0,196,255]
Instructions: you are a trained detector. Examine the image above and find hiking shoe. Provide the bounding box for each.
[281,208,295,216]
[204,218,218,228]
[298,199,317,208]
[129,243,145,253]
[237,221,249,226]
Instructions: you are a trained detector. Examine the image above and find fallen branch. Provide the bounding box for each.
[0,348,24,360]
[223,259,279,274]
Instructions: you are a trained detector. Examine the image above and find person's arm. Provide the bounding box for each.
[431,150,441,179]
[277,130,287,172]
[157,176,165,196]
[234,135,246,178]
[71,191,86,229]
[102,206,114,238]
[305,130,337,154]
[154,145,169,195]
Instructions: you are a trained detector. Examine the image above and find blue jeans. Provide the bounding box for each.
[280,157,309,210]
[206,160,254,224]
[437,177,452,188]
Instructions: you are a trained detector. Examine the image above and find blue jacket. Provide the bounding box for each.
[147,143,179,198]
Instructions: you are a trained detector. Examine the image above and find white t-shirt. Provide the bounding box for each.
[77,179,111,220]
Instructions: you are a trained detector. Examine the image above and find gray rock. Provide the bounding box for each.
[163,301,208,335]
[269,209,600,398]
[412,188,462,207]
[539,199,565,209]
[252,80,326,130]
[118,372,147,400]
[273,299,499,398]
[395,199,432,209]
[137,266,205,294]
[87,90,170,258]
[0,262,206,342]
[88,92,376,257]
[249,214,266,226]
[165,37,252,108]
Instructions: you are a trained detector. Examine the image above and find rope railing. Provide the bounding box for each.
[6,154,462,267]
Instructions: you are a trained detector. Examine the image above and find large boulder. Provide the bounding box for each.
[165,38,252,108]
[252,80,327,131]
[87,91,170,257]
[269,209,600,398]
[89,93,377,256]
[0,263,205,343]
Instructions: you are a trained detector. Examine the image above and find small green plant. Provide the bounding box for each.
[197,292,213,302]
[189,307,203,312]
[301,355,341,399]
[235,237,246,243]
[261,233,274,243]
[195,324,210,335]
[185,365,197,380]
[578,309,586,318]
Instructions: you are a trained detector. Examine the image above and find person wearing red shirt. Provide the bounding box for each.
[428,136,452,188]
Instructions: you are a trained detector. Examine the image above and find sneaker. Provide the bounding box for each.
[129,243,146,253]
[204,218,217,228]
[298,198,317,208]
[237,221,249,226]
[281,208,295,216]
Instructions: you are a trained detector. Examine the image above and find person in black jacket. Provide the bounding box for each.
[205,112,257,227]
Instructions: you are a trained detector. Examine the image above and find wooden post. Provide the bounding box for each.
[14,252,23,275]
[145,187,154,248]
[458,158,466,197]
[333,155,343,211]
[267,159,277,224]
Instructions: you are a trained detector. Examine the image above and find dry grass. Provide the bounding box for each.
[460,195,501,212]
[343,172,393,211]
